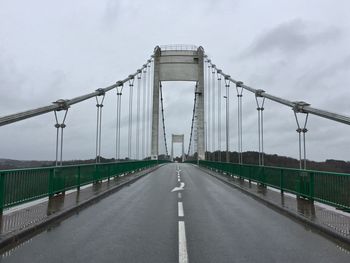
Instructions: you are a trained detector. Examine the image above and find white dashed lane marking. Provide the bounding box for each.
[178,221,188,263]
[178,202,184,217]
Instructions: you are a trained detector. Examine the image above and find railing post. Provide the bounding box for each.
[239,164,242,179]
[77,166,81,191]
[262,166,265,185]
[280,169,284,194]
[309,172,314,202]
[261,166,267,188]
[117,162,121,178]
[0,173,5,215]
[49,168,54,197]
[248,166,251,183]
[94,164,99,184]
[63,168,66,195]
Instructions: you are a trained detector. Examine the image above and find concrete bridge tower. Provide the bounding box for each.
[151,45,205,160]
[171,134,185,162]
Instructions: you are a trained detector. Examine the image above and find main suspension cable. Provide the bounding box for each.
[2,51,350,130]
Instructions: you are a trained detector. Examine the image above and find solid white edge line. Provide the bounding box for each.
[178,221,188,263]
[178,202,184,217]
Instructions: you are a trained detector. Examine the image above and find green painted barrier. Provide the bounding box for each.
[0,160,169,211]
[191,160,350,210]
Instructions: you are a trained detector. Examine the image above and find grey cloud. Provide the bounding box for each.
[296,55,350,89]
[102,0,123,27]
[241,19,342,58]
[0,52,72,116]
[285,55,350,112]
[0,56,27,112]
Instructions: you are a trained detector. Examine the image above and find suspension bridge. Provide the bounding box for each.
[0,45,349,262]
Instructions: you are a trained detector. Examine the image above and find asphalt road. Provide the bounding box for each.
[1,163,349,263]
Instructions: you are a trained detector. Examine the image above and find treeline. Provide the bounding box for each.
[185,151,350,174]
[0,156,134,170]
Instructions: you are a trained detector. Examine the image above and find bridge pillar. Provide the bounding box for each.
[151,47,161,160]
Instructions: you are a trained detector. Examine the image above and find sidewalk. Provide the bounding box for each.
[0,166,159,249]
[199,166,350,244]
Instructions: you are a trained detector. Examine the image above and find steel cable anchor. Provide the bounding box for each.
[53,99,70,167]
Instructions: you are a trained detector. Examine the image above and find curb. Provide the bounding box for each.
[197,165,350,246]
[0,164,163,252]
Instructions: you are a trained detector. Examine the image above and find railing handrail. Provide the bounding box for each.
[200,160,350,177]
[197,160,350,210]
[0,160,154,173]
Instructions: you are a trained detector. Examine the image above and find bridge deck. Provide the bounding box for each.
[203,166,350,240]
[1,163,349,262]
[0,168,152,236]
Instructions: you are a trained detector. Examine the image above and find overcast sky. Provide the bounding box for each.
[1,0,350,162]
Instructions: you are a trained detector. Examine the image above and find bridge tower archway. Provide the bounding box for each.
[151,45,205,160]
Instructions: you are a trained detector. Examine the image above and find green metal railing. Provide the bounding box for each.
[193,160,350,210]
[0,160,168,211]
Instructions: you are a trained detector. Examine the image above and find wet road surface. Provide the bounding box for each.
[1,163,349,262]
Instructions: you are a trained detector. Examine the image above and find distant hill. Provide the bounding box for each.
[0,158,54,170]
[0,156,139,170]
[0,157,113,170]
